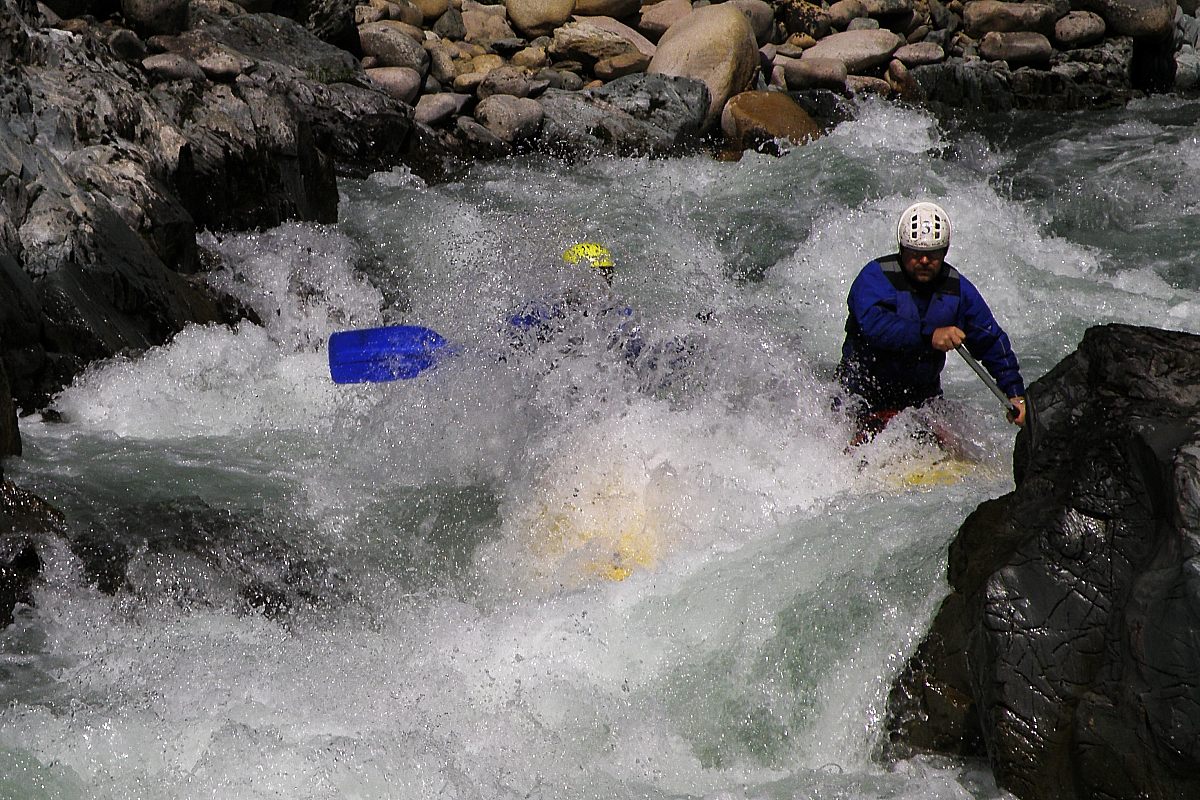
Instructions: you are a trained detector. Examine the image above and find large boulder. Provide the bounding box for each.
[647,3,759,128]
[719,90,822,153]
[886,324,1200,800]
[506,0,574,38]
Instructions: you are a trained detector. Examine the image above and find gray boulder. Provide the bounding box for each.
[535,72,708,156]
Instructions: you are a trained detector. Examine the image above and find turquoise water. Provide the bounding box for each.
[2,95,1198,800]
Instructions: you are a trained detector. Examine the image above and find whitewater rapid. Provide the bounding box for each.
[3,95,1199,800]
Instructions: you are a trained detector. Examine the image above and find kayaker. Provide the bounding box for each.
[837,202,1026,444]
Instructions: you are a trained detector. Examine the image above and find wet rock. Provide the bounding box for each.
[847,73,891,94]
[456,114,510,154]
[719,89,821,154]
[70,497,344,616]
[0,533,41,628]
[647,3,759,128]
[885,323,1200,800]
[1178,44,1200,89]
[0,359,17,457]
[909,43,1135,111]
[285,0,361,47]
[1,481,63,627]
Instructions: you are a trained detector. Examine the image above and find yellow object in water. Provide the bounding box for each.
[901,457,976,487]
[561,242,615,270]
[888,455,978,489]
[530,474,660,582]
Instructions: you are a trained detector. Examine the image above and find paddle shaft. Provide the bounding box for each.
[955,345,1014,413]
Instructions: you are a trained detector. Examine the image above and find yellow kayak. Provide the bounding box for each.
[521,467,664,584]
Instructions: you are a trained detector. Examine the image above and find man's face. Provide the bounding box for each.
[900,246,948,284]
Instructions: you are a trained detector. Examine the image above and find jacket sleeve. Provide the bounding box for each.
[959,278,1026,397]
[847,261,924,351]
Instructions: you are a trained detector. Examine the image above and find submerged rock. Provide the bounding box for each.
[70,497,344,616]
[886,323,1200,800]
[0,480,62,628]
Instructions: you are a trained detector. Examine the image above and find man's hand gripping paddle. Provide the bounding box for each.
[955,345,1023,424]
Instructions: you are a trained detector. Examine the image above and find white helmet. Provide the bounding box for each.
[897,202,951,251]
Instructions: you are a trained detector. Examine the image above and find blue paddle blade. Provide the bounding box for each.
[328,325,449,384]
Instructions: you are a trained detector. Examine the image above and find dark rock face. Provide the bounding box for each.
[886,324,1200,800]
[0,480,62,626]
[0,0,415,415]
[69,496,343,616]
[910,39,1137,112]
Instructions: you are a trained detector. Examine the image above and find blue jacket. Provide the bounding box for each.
[838,255,1025,411]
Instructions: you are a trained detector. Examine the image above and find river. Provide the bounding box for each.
[2,95,1199,799]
